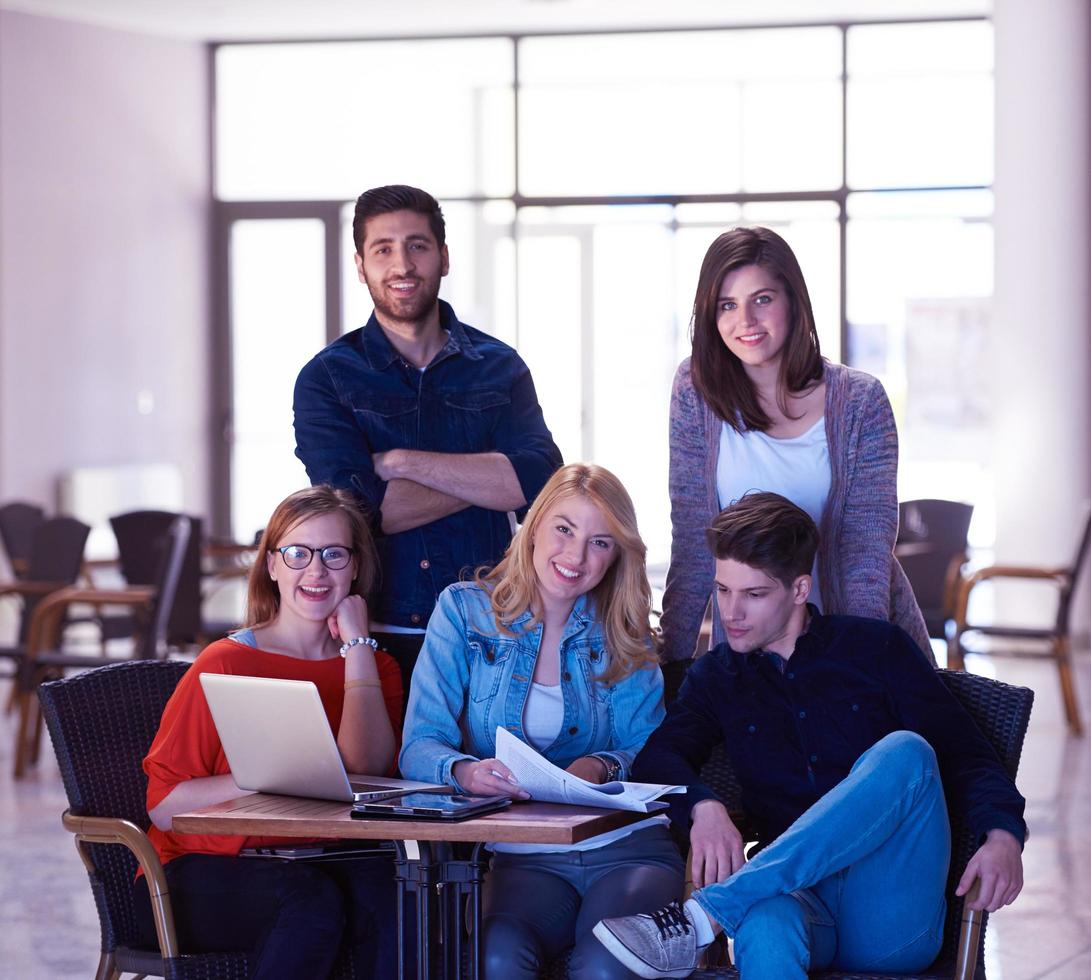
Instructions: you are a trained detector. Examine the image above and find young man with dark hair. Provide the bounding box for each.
[594,492,1025,979]
[294,184,562,691]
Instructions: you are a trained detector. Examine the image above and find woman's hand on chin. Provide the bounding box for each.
[453,759,531,800]
[329,594,370,644]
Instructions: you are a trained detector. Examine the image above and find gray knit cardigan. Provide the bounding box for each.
[660,357,932,663]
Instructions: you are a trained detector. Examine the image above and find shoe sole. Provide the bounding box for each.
[591,921,695,979]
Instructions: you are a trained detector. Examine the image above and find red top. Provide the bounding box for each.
[143,637,403,866]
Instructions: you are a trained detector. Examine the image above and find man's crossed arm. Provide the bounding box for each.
[373,450,525,535]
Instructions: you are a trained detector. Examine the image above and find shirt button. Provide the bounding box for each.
[563,672,571,681]
[420,559,430,570]
[798,710,807,719]
[410,614,422,625]
[747,724,757,734]
[787,672,795,680]
[568,726,578,735]
[810,754,818,763]
[852,704,860,712]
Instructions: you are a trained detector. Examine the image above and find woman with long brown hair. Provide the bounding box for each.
[135,486,403,978]
[400,462,683,979]
[661,226,929,681]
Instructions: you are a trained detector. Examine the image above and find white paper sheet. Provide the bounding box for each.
[494,727,685,812]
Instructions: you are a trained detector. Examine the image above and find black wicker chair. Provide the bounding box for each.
[0,515,91,680]
[688,668,1034,980]
[896,499,974,641]
[39,659,365,980]
[0,499,46,577]
[11,517,191,778]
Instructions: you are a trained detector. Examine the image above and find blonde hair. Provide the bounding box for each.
[476,463,659,684]
[245,486,378,629]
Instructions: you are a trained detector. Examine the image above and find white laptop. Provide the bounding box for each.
[199,672,446,804]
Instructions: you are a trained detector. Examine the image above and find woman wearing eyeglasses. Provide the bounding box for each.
[134,486,404,979]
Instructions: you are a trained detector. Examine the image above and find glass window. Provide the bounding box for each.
[217,39,514,200]
[518,28,841,196]
[846,190,994,537]
[847,21,993,189]
[230,219,326,540]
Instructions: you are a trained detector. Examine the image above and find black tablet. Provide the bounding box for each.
[351,792,512,821]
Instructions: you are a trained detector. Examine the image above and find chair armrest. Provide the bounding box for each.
[950,564,1067,627]
[25,585,158,655]
[941,552,969,619]
[0,579,73,599]
[61,809,180,959]
[953,881,984,980]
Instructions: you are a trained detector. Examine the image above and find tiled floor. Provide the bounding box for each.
[1,651,1089,978]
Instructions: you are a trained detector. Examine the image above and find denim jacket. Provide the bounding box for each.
[399,582,665,791]
[293,301,562,627]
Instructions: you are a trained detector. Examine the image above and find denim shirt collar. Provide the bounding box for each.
[360,299,484,371]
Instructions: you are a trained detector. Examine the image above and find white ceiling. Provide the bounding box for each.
[0,0,989,42]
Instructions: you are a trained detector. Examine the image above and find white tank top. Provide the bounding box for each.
[716,417,831,608]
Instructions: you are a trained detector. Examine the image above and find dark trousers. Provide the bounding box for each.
[372,631,426,716]
[133,852,411,980]
[483,826,685,979]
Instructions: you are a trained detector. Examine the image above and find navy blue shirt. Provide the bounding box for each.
[293,301,562,627]
[633,608,1026,848]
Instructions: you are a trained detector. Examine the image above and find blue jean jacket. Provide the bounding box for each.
[293,301,562,627]
[400,582,665,791]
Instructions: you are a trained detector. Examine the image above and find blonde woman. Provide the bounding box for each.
[136,487,404,979]
[401,463,683,979]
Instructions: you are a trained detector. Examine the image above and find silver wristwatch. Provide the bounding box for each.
[593,754,622,783]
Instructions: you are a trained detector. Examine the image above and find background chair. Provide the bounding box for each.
[0,515,91,681]
[684,669,1033,980]
[38,659,364,979]
[896,499,974,641]
[12,516,191,777]
[106,510,206,650]
[0,500,46,577]
[948,503,1091,736]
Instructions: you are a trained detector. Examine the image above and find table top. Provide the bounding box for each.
[173,793,653,844]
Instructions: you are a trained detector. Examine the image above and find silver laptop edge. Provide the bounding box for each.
[199,672,444,803]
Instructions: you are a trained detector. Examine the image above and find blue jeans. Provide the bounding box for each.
[484,825,685,979]
[693,731,950,979]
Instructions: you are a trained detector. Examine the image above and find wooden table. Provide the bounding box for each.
[174,794,650,980]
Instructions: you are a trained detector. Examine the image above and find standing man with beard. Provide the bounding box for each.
[294,185,562,695]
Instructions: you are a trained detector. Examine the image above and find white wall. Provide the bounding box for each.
[992,0,1091,629]
[0,10,211,517]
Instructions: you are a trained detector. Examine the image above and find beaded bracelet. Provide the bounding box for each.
[340,635,378,657]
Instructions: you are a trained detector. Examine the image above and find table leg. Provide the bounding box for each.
[394,840,489,980]
[394,839,437,980]
[437,842,487,980]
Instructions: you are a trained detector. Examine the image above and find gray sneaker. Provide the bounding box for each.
[593,901,707,979]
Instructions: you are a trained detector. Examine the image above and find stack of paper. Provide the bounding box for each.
[494,727,685,813]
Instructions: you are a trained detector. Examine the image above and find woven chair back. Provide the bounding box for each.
[17,516,91,643]
[38,660,190,950]
[110,510,203,646]
[0,500,45,574]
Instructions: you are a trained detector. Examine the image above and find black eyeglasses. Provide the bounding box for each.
[277,544,354,571]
